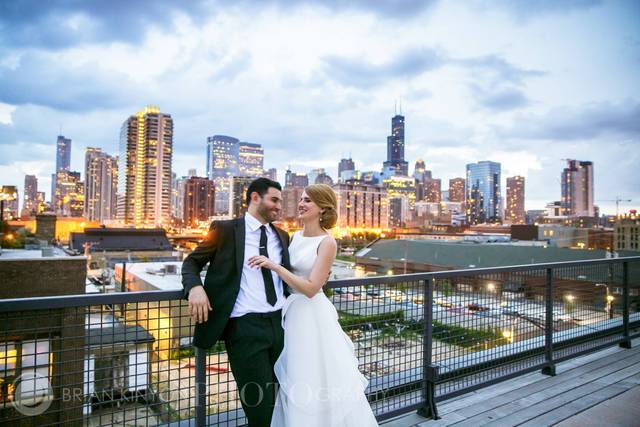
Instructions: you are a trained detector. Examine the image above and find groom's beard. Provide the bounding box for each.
[257,203,280,223]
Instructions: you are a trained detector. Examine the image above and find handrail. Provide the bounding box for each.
[2,256,637,311]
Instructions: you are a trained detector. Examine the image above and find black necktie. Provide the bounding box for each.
[259,225,277,306]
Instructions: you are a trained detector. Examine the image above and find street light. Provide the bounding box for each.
[596,283,614,319]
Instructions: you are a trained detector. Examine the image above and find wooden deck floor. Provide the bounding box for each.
[382,339,640,427]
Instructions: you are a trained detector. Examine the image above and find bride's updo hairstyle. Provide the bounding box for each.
[305,184,338,229]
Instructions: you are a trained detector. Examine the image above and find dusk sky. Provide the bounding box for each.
[0,0,638,214]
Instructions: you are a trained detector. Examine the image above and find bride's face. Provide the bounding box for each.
[298,191,321,223]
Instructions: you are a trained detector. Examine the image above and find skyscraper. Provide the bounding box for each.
[55,170,83,217]
[56,135,71,172]
[238,142,264,177]
[264,168,278,182]
[424,178,442,203]
[505,176,525,224]
[52,135,71,205]
[22,175,38,217]
[229,176,254,219]
[338,158,355,181]
[383,114,408,176]
[206,135,239,215]
[448,178,465,202]
[117,106,173,226]
[413,159,426,181]
[561,160,594,217]
[466,161,501,224]
[85,148,118,223]
[184,177,215,226]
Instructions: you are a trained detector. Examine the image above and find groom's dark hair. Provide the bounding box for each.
[246,177,282,204]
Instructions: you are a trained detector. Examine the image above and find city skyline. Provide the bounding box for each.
[0,1,638,215]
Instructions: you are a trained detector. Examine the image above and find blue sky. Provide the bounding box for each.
[0,0,638,214]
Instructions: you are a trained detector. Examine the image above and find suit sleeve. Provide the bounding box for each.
[181,221,219,299]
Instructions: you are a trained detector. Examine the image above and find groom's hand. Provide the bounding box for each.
[188,285,212,323]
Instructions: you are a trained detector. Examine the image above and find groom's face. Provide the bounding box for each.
[255,187,282,223]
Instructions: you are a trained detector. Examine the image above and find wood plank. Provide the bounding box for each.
[553,386,640,427]
[448,359,640,427]
[437,344,633,417]
[517,380,640,427]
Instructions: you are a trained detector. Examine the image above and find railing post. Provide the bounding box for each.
[620,261,632,349]
[417,276,439,419]
[195,346,207,427]
[542,268,556,376]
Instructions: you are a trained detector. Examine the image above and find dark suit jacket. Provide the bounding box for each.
[181,217,291,349]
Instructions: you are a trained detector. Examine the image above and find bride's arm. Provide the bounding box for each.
[248,237,337,298]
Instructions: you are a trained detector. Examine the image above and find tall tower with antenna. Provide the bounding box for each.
[383,101,408,175]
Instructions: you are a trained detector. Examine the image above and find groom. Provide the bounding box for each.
[181,177,290,427]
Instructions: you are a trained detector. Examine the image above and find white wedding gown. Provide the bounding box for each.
[271,231,378,427]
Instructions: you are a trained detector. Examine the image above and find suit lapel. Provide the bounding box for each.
[234,217,245,274]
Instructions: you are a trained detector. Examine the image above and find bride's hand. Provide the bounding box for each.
[247,255,279,271]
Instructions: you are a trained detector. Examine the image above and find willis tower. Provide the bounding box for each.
[383,112,408,176]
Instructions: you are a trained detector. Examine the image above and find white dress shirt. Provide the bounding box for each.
[230,212,286,317]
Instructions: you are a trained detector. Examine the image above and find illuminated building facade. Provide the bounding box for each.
[117,106,173,227]
[238,142,264,177]
[184,177,216,226]
[448,177,465,202]
[505,176,525,224]
[334,183,388,229]
[85,148,118,223]
[561,159,594,217]
[466,161,501,224]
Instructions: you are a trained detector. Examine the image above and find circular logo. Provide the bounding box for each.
[12,372,53,416]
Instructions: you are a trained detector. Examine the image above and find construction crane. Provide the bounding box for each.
[597,197,632,216]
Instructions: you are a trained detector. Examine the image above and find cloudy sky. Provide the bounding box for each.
[0,0,638,214]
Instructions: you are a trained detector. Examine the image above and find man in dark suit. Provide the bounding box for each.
[181,177,290,427]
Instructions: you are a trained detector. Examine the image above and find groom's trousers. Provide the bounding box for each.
[224,310,284,427]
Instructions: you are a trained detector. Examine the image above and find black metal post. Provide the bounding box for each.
[417,277,439,419]
[620,261,631,349]
[196,346,207,427]
[542,268,556,376]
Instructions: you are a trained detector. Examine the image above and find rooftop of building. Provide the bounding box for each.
[0,247,70,260]
[357,239,639,270]
[70,227,173,252]
[119,261,185,291]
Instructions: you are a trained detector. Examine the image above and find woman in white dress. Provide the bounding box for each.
[248,184,378,427]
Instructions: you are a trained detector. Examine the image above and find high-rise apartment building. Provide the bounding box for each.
[282,185,305,224]
[424,178,442,203]
[22,175,38,217]
[229,176,254,219]
[84,148,117,223]
[55,170,84,217]
[466,161,501,224]
[505,176,525,224]
[383,114,408,176]
[333,183,389,229]
[561,159,594,217]
[183,177,215,226]
[117,106,173,226]
[238,142,264,177]
[448,178,465,202]
[263,168,278,182]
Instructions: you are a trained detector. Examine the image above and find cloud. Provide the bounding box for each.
[0,52,146,111]
[457,54,545,86]
[321,47,446,88]
[470,84,530,112]
[497,100,640,141]
[0,0,212,49]
[490,0,603,22]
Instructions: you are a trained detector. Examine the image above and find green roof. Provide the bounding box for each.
[359,240,613,269]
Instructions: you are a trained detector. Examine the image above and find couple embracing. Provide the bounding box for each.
[181,178,378,427]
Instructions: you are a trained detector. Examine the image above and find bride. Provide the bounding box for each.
[248,184,378,427]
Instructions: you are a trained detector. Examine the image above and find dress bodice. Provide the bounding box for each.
[288,231,329,294]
